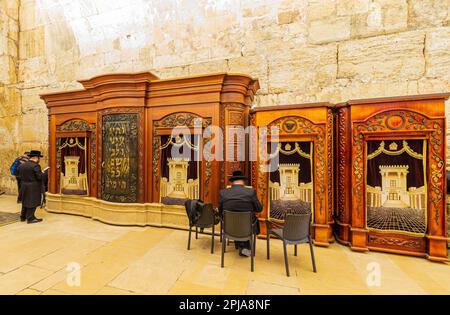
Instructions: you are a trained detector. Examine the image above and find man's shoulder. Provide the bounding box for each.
[241,186,256,195]
[21,160,33,167]
[223,185,256,194]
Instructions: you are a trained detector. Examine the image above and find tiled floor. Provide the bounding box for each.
[367,207,426,233]
[0,195,449,295]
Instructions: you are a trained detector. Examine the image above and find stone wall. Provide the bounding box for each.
[0,0,20,192]
[0,0,449,193]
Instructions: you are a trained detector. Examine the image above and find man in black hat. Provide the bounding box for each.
[218,170,262,257]
[18,150,44,223]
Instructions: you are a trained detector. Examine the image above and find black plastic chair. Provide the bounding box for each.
[187,203,218,254]
[221,210,257,272]
[266,213,317,276]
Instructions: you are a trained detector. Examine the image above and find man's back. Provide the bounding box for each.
[19,161,41,183]
[218,184,262,213]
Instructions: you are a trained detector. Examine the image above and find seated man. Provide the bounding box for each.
[218,170,262,257]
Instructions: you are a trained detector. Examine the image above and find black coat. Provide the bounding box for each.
[218,184,262,234]
[18,160,43,208]
[218,185,262,214]
[185,199,204,226]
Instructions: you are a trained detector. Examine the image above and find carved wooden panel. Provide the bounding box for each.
[368,233,425,252]
[101,113,139,203]
[97,108,144,203]
[223,103,248,186]
[326,109,334,223]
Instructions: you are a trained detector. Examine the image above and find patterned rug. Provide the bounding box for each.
[0,211,20,227]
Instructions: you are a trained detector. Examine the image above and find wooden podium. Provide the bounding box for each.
[250,103,335,246]
[336,94,450,261]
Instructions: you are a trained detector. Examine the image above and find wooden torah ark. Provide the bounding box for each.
[40,70,448,260]
[250,103,335,246]
[40,72,259,227]
[336,93,450,261]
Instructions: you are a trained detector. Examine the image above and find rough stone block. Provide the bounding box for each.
[425,27,450,79]
[19,26,44,59]
[350,0,408,38]
[338,31,425,81]
[337,0,370,16]
[269,44,337,94]
[21,112,48,143]
[309,16,351,44]
[228,55,268,93]
[307,0,336,20]
[277,10,300,25]
[408,0,448,28]
[188,59,228,76]
[19,0,38,31]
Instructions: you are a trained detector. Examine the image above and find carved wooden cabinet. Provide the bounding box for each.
[41,72,259,227]
[250,103,335,246]
[336,94,450,261]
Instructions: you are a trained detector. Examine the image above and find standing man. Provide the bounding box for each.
[18,150,44,223]
[10,151,30,203]
[218,170,262,257]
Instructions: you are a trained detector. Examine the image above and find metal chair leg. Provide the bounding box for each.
[309,236,317,273]
[294,244,297,256]
[195,227,198,239]
[283,240,290,277]
[211,224,215,254]
[266,232,270,260]
[250,237,254,272]
[187,225,192,250]
[221,235,225,268]
[219,221,223,243]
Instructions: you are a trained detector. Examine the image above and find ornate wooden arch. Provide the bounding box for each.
[264,115,327,217]
[56,118,96,195]
[340,101,448,261]
[351,109,445,245]
[250,105,335,247]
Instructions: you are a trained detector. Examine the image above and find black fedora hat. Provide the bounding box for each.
[27,150,43,158]
[229,170,248,182]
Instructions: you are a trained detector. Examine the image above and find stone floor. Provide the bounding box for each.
[0,195,449,295]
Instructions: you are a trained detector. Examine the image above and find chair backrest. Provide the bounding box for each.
[196,203,215,227]
[222,210,253,239]
[283,212,311,241]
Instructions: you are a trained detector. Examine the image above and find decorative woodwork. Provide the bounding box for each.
[41,72,448,261]
[250,103,335,246]
[336,93,450,261]
[41,72,259,211]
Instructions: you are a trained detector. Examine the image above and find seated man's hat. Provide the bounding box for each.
[27,150,43,158]
[229,170,248,182]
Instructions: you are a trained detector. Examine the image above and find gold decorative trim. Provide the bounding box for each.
[269,142,311,159]
[367,140,424,160]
